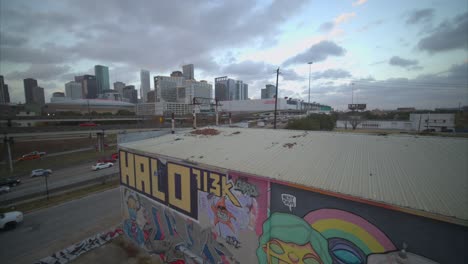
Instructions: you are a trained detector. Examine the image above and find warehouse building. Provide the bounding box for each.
[44,99,135,114]
[118,128,467,263]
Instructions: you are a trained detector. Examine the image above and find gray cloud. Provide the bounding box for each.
[312,69,351,80]
[283,41,346,66]
[389,56,419,67]
[7,64,71,81]
[220,60,303,83]
[418,12,468,53]
[406,8,434,24]
[0,44,71,64]
[318,22,334,32]
[0,31,27,46]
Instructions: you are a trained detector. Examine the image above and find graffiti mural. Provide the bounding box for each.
[266,182,464,263]
[123,188,152,248]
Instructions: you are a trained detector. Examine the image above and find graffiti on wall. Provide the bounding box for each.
[123,187,240,264]
[281,194,296,212]
[257,209,438,264]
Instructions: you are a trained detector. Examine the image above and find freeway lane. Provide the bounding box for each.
[0,162,119,203]
[0,187,121,264]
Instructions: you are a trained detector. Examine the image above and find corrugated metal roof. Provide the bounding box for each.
[120,127,468,223]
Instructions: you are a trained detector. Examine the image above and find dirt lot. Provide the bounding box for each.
[72,236,162,264]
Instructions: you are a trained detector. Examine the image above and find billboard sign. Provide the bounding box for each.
[348,104,367,110]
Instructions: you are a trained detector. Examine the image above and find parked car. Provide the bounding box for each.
[97,158,116,163]
[0,211,24,230]
[92,162,113,171]
[111,153,119,160]
[17,154,41,161]
[0,186,10,194]
[31,169,52,177]
[0,177,21,187]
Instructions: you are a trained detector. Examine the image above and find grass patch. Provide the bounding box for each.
[0,148,117,179]
[0,180,119,213]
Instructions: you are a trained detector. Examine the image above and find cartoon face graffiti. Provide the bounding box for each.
[257,213,332,264]
[263,239,324,264]
[211,196,237,232]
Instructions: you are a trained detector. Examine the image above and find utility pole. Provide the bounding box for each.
[274,67,280,129]
[308,62,313,106]
[3,136,14,173]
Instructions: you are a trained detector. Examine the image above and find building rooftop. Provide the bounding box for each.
[120,127,468,225]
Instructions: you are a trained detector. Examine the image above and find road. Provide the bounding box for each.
[0,162,119,203]
[0,187,121,264]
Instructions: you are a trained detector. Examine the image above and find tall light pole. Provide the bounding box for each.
[308,62,313,109]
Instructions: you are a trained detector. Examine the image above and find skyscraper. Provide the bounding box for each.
[261,84,276,99]
[75,75,98,99]
[65,81,83,99]
[140,70,150,103]
[182,64,194,80]
[215,76,240,101]
[94,65,110,95]
[113,81,126,95]
[122,85,138,104]
[24,78,39,104]
[0,76,10,104]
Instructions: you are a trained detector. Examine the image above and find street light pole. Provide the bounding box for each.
[308,62,313,109]
[274,67,280,129]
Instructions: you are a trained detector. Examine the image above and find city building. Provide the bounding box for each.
[65,81,83,99]
[154,75,185,102]
[44,99,135,115]
[114,81,126,95]
[219,98,331,114]
[140,70,151,103]
[235,80,248,100]
[215,76,248,101]
[51,92,66,102]
[335,113,455,132]
[24,78,38,104]
[123,85,138,104]
[0,76,10,104]
[177,79,213,104]
[75,75,98,99]
[118,128,467,263]
[147,90,156,103]
[94,65,110,95]
[98,90,124,101]
[170,71,184,77]
[182,64,194,80]
[261,84,276,99]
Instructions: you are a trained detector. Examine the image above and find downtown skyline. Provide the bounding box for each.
[0,0,466,110]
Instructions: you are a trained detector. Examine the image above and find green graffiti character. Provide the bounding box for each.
[257,213,332,264]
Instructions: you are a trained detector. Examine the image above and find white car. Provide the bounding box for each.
[92,162,113,171]
[31,169,52,177]
[0,186,10,194]
[0,211,23,230]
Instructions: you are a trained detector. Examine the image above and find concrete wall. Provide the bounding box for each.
[119,148,467,263]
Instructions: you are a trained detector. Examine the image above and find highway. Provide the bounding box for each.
[0,162,119,203]
[0,187,121,264]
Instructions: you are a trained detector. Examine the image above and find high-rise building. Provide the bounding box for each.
[24,78,38,104]
[65,81,83,99]
[114,81,126,95]
[235,80,249,100]
[261,84,276,99]
[122,85,138,104]
[76,75,98,99]
[0,76,10,104]
[51,92,65,102]
[182,64,194,80]
[147,90,156,103]
[154,75,185,102]
[94,65,110,95]
[178,80,213,104]
[215,76,238,101]
[140,70,151,103]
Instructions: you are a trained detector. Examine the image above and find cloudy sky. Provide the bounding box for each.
[0,0,467,110]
